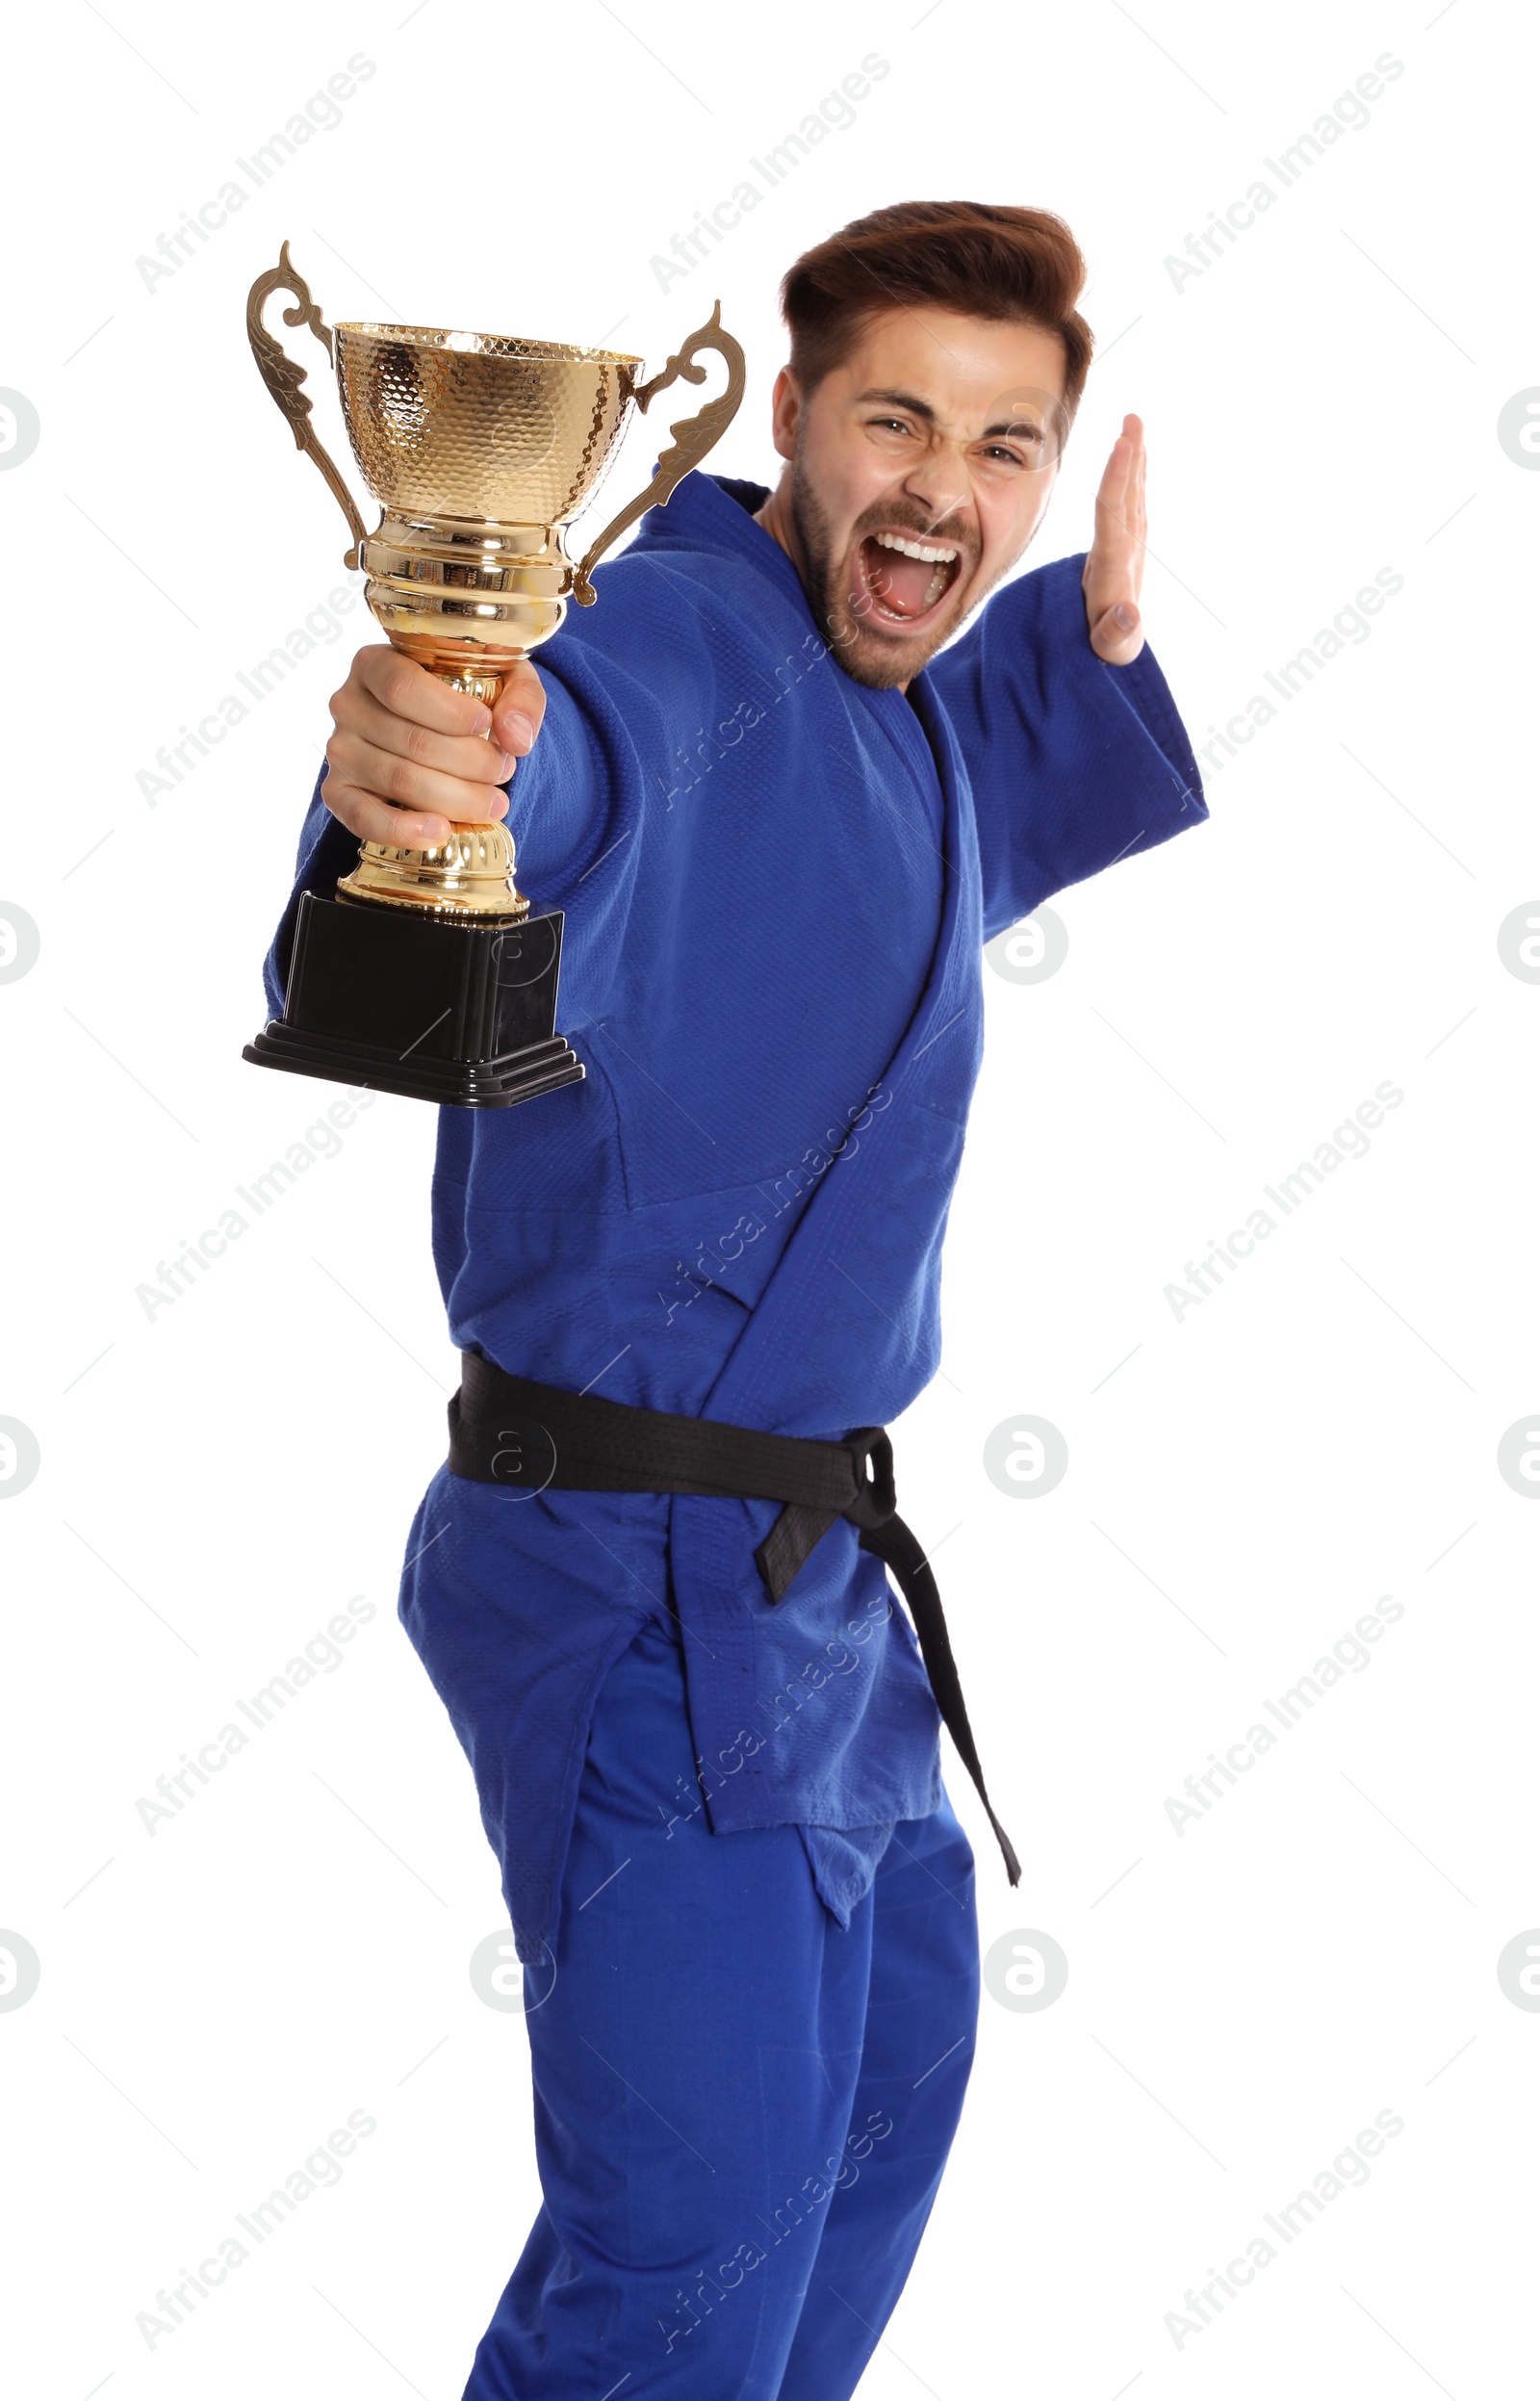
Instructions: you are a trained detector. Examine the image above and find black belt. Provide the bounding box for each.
[447,1350,1020,1884]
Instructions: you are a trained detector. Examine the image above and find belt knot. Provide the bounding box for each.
[841,1425,896,1532]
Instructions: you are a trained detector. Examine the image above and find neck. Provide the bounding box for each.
[752,477,800,572]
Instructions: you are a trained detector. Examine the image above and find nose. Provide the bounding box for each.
[899,441,974,539]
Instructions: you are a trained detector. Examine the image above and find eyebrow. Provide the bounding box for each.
[855,385,938,421]
[853,386,1052,440]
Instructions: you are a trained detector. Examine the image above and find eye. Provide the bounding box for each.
[983,428,1044,465]
[866,416,913,436]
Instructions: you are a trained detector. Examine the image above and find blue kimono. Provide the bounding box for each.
[264,470,1206,1962]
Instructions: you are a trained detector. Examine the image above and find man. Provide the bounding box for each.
[264,199,1205,2398]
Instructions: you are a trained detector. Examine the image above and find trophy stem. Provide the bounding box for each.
[336,637,532,920]
[415,657,510,710]
[441,666,506,706]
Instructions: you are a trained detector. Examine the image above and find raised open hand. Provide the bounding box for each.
[1083,412,1147,665]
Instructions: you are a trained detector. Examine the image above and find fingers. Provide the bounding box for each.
[323,726,511,839]
[342,643,547,755]
[490,657,548,757]
[321,774,504,851]
[340,684,518,788]
[1127,415,1146,539]
[1127,420,1147,599]
[1093,440,1135,546]
[1090,416,1146,622]
[324,641,546,848]
[1088,599,1144,667]
[352,644,496,736]
[1084,416,1147,653]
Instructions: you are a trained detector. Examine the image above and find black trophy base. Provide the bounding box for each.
[244,889,585,1111]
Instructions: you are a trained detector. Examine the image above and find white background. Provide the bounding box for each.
[2,2,1535,2395]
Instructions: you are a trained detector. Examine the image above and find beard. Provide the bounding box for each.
[785,439,986,690]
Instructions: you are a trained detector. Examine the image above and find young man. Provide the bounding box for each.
[264,200,1206,2398]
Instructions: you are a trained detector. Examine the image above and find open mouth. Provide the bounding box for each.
[853,529,965,634]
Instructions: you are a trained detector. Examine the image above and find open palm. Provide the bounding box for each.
[1083,412,1147,664]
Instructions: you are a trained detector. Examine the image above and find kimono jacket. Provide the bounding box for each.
[263,471,1207,1957]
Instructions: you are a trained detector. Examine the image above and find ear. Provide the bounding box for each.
[767,365,801,462]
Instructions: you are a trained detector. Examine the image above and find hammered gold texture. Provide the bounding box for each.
[334,324,642,524]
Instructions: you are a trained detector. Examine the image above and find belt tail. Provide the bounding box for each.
[858,1512,1022,1887]
[754,1502,841,1604]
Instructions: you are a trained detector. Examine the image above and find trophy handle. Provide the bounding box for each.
[245,241,370,571]
[571,301,746,605]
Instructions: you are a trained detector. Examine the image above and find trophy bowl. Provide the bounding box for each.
[334,320,645,671]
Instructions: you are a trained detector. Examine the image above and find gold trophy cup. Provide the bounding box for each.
[242,242,746,1106]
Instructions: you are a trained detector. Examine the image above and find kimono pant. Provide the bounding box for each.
[461,1612,980,2401]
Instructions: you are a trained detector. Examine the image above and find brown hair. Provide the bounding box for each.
[780,199,1093,438]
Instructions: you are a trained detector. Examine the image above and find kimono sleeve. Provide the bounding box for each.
[925,550,1209,943]
[258,625,659,1031]
[260,772,357,1023]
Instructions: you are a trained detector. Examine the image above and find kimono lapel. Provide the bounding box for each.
[698,668,980,1436]
[667,666,986,1753]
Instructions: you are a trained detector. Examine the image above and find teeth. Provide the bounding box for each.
[874,530,958,564]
